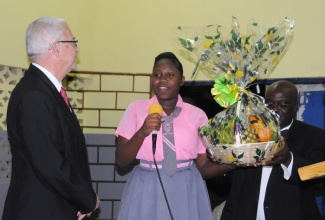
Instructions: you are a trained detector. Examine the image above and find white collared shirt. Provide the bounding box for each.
[32,63,62,92]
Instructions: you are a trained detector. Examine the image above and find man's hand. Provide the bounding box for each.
[263,137,291,167]
[77,194,100,220]
[77,211,86,220]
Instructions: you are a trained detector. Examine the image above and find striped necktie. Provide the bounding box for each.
[162,107,182,176]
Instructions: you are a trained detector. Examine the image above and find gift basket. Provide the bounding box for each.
[176,16,294,164]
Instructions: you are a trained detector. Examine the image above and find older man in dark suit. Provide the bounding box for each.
[218,80,325,220]
[2,16,99,220]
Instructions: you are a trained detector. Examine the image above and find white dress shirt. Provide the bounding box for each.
[32,63,62,92]
[256,120,294,220]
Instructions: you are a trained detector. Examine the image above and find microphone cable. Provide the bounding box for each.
[152,136,174,220]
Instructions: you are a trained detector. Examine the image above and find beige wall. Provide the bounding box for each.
[0,0,324,81]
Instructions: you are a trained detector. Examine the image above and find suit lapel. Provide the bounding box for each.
[265,165,282,193]
[28,65,82,130]
[265,123,295,193]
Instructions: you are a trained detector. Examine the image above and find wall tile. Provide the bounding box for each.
[66,73,101,91]
[101,75,133,91]
[78,74,101,91]
[0,107,7,130]
[80,110,99,127]
[84,92,116,109]
[116,92,150,109]
[66,91,83,109]
[100,110,125,128]
[96,200,112,220]
[134,76,150,92]
[113,201,120,219]
[98,182,125,200]
[87,146,98,163]
[90,165,114,181]
[84,133,116,146]
[83,128,116,135]
[99,147,116,164]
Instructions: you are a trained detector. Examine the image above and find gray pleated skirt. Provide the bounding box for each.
[117,160,213,220]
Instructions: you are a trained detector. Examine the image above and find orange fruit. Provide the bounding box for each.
[256,127,272,142]
[249,115,263,130]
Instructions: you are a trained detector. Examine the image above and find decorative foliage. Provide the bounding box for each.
[177,16,294,85]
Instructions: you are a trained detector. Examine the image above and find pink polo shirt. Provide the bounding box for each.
[115,95,208,162]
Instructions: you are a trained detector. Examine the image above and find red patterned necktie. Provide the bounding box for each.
[60,87,69,106]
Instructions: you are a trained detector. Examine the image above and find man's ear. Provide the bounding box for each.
[53,43,60,57]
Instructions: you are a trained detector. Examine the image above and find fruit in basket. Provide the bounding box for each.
[248,114,272,142]
[256,127,272,142]
[249,115,264,130]
[199,99,281,164]
[273,141,281,153]
[240,126,257,143]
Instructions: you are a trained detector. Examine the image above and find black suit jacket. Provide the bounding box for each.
[220,120,325,220]
[2,64,96,220]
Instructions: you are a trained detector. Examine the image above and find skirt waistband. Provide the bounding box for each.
[139,159,193,170]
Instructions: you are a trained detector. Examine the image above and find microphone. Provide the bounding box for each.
[148,103,163,154]
[148,103,174,219]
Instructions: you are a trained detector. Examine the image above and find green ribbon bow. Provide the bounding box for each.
[211,73,243,108]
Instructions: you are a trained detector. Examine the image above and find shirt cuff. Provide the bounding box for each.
[281,152,293,180]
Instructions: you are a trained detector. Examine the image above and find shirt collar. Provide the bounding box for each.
[281,119,294,131]
[32,63,62,92]
[149,95,184,116]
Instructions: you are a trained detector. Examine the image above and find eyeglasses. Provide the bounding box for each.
[265,101,296,110]
[58,40,78,47]
[48,40,78,50]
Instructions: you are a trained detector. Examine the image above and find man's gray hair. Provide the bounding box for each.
[26,16,67,62]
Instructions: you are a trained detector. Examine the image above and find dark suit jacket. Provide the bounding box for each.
[220,120,325,220]
[2,64,97,220]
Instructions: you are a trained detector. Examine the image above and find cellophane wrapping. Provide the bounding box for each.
[176,17,294,164]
